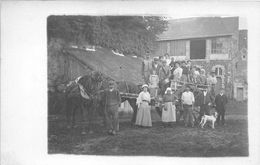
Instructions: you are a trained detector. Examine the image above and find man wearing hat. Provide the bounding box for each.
[181,85,195,127]
[103,80,121,135]
[215,88,228,125]
[197,86,214,122]
[159,59,171,94]
[152,58,161,75]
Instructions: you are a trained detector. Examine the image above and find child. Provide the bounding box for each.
[149,70,159,99]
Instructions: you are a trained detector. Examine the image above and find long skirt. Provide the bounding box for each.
[135,102,152,127]
[162,102,176,122]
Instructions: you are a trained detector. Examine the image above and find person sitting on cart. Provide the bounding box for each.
[194,67,201,84]
[207,72,217,96]
[173,62,183,81]
[181,61,189,82]
[159,60,171,95]
[199,68,207,85]
[149,69,159,99]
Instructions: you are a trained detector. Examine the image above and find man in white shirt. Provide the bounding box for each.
[173,62,183,81]
[181,86,195,127]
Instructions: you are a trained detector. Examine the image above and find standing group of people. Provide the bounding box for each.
[102,53,228,135]
[134,83,228,129]
[138,53,228,128]
[141,53,218,96]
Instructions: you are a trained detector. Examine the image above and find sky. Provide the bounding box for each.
[167,16,247,30]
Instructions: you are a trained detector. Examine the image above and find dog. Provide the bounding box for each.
[199,112,218,129]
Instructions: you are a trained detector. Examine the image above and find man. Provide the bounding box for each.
[197,87,214,122]
[181,86,195,127]
[207,72,217,96]
[186,60,192,82]
[169,57,175,70]
[215,88,228,125]
[103,81,121,135]
[181,61,189,82]
[199,69,207,85]
[173,62,183,81]
[152,58,161,75]
[142,55,153,84]
[159,60,171,94]
[164,53,171,66]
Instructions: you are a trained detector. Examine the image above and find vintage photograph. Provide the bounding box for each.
[47,15,248,156]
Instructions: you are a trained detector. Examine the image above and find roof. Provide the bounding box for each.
[158,17,239,41]
[66,47,144,85]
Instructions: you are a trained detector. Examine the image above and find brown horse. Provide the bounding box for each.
[64,71,105,132]
[64,71,142,133]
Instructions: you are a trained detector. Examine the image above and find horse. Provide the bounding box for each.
[64,71,105,132]
[64,71,142,133]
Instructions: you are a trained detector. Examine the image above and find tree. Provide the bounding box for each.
[47,16,168,57]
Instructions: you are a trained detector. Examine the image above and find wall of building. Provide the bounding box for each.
[232,30,248,100]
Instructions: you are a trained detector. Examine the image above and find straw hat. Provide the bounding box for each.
[165,87,172,94]
[142,84,149,88]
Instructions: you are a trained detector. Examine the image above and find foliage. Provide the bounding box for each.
[47,16,168,56]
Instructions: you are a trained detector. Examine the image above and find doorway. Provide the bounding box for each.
[215,77,222,94]
[237,87,244,101]
[190,39,206,59]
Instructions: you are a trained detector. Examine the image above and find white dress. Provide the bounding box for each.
[162,94,177,122]
[135,91,152,127]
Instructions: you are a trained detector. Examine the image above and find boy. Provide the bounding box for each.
[215,88,228,125]
[149,70,159,98]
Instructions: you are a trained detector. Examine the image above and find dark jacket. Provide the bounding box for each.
[104,89,121,106]
[152,61,161,75]
[215,94,228,111]
[159,66,171,82]
[197,91,214,106]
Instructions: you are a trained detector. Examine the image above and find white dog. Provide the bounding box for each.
[199,112,218,129]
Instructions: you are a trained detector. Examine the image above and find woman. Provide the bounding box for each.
[162,87,177,127]
[135,84,152,127]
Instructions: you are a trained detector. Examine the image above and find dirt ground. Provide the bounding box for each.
[48,100,248,156]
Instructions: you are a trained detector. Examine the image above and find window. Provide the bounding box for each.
[215,67,223,76]
[240,48,247,60]
[211,38,225,54]
[242,55,246,60]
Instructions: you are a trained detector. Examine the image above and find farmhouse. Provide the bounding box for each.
[155,17,247,100]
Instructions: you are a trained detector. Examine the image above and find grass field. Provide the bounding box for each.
[48,100,248,156]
